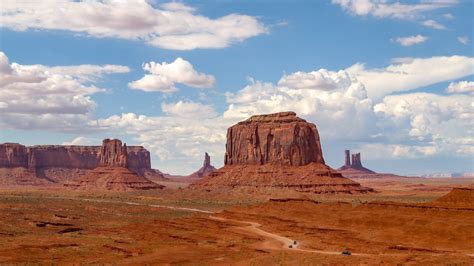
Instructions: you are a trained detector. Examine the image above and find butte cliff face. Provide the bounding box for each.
[64,139,162,191]
[0,143,29,168]
[189,152,216,178]
[193,112,372,194]
[0,141,161,184]
[225,112,325,166]
[99,139,128,168]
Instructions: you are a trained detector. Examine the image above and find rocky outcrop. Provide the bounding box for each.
[63,167,163,191]
[0,140,165,184]
[351,153,363,168]
[189,152,216,178]
[432,187,474,208]
[0,141,162,183]
[0,143,28,168]
[193,112,372,194]
[337,150,410,179]
[127,146,152,176]
[344,150,350,167]
[338,150,376,177]
[28,145,100,170]
[224,112,325,166]
[64,139,162,191]
[0,167,49,186]
[99,139,128,168]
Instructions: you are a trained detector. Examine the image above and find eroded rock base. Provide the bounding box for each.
[64,167,163,191]
[193,163,373,194]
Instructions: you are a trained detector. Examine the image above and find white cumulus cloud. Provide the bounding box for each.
[346,55,474,99]
[0,51,129,131]
[221,69,474,160]
[446,81,474,94]
[373,92,473,157]
[161,100,218,119]
[457,36,469,45]
[129,58,215,93]
[422,19,446,29]
[62,136,102,146]
[394,35,428,46]
[443,13,454,19]
[0,0,267,50]
[224,70,376,141]
[277,69,353,91]
[331,0,457,19]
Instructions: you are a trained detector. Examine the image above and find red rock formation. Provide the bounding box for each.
[338,150,376,178]
[64,139,162,191]
[0,143,28,168]
[28,145,100,170]
[0,141,163,183]
[432,187,474,208]
[344,150,350,167]
[127,146,152,176]
[0,167,49,186]
[193,112,372,194]
[224,112,325,166]
[351,153,362,168]
[99,139,128,168]
[189,152,216,178]
[63,167,163,191]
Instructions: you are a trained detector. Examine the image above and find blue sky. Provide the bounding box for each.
[0,0,473,175]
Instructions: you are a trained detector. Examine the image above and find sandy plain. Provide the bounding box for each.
[0,177,473,264]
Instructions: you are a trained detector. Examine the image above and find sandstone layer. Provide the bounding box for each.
[194,112,372,194]
[199,164,371,193]
[0,141,164,184]
[64,139,162,191]
[63,167,163,191]
[432,187,474,208]
[99,139,128,168]
[224,112,325,166]
[189,152,216,178]
[0,167,49,186]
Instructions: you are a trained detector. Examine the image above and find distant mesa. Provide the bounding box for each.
[64,139,163,191]
[189,152,216,178]
[338,150,375,173]
[337,150,411,179]
[0,139,166,187]
[193,112,373,194]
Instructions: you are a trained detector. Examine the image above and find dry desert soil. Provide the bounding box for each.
[0,177,473,264]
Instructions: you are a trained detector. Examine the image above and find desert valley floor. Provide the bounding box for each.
[1,176,473,264]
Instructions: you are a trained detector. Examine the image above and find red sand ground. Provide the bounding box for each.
[0,177,472,264]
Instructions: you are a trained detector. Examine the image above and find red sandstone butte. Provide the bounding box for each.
[338,150,375,174]
[225,112,325,166]
[193,112,372,194]
[0,140,164,184]
[189,152,216,178]
[337,150,407,179]
[0,143,29,168]
[64,139,162,191]
[99,139,129,168]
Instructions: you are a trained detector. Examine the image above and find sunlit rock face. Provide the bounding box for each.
[193,112,373,194]
[224,112,325,167]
